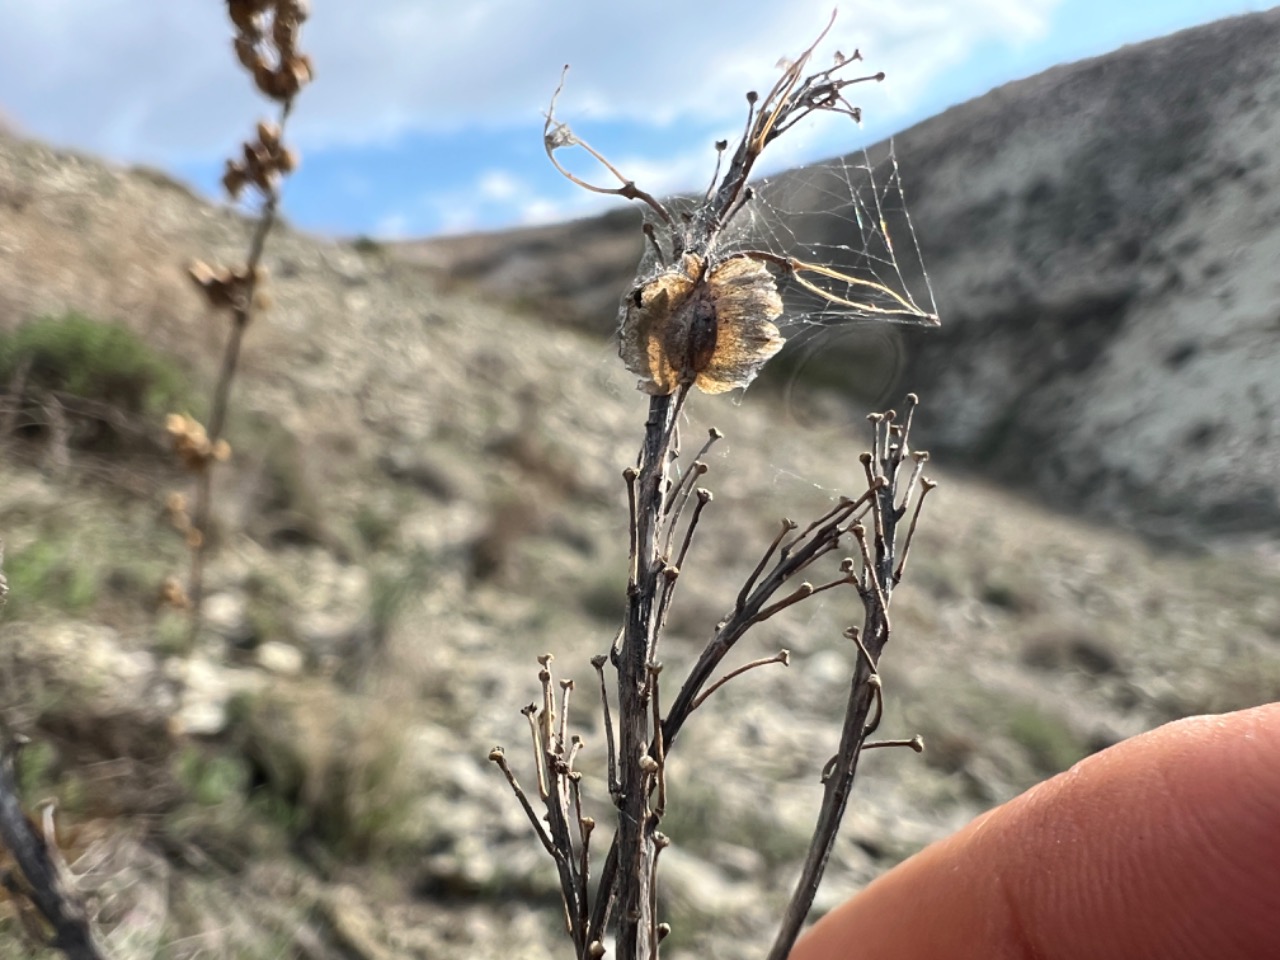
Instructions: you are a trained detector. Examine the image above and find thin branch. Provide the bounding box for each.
[737,518,796,613]
[749,581,816,625]
[894,478,936,586]
[522,704,549,800]
[648,662,667,817]
[863,736,924,752]
[592,655,619,799]
[898,450,929,517]
[544,67,675,230]
[0,749,106,960]
[689,650,791,712]
[672,489,712,572]
[489,748,557,858]
[187,81,300,632]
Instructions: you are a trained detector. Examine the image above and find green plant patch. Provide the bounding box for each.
[1,537,100,618]
[1006,702,1088,776]
[0,311,190,459]
[0,311,188,415]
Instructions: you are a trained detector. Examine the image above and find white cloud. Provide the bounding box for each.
[373,211,412,239]
[425,168,609,235]
[519,197,573,227]
[0,0,1063,164]
[477,169,522,202]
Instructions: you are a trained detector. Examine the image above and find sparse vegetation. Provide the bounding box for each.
[1005,702,1089,775]
[351,235,384,256]
[0,311,187,451]
[234,684,419,860]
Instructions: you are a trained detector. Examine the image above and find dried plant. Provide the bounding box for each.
[0,541,106,959]
[492,15,939,960]
[0,6,312,956]
[167,0,313,630]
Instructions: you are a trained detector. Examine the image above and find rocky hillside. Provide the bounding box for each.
[410,8,1280,541]
[1,13,1279,960]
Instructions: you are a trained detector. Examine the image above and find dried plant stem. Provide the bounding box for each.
[689,649,790,712]
[613,388,685,960]
[0,749,106,960]
[186,102,292,635]
[501,19,939,957]
[767,404,919,960]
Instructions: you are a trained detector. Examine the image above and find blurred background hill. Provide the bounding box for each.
[408,7,1280,541]
[1,8,1279,959]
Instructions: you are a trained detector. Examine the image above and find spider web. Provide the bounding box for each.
[727,141,936,331]
[715,143,938,419]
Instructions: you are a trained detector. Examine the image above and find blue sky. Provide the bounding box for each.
[0,1,1271,239]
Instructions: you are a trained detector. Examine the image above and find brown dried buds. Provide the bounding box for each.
[164,491,204,550]
[166,413,231,473]
[222,120,298,199]
[159,574,190,610]
[229,0,313,103]
[223,0,309,201]
[186,260,269,313]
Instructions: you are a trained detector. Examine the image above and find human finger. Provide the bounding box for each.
[791,703,1280,960]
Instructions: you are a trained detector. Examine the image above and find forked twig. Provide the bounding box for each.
[689,650,791,712]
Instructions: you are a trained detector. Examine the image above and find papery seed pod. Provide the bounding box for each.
[244,140,268,169]
[188,259,216,287]
[234,36,261,72]
[299,54,314,82]
[222,166,247,200]
[278,147,298,174]
[272,17,297,51]
[226,0,262,31]
[222,174,247,199]
[256,120,280,148]
[253,63,277,98]
[287,0,310,23]
[253,290,273,312]
[160,574,189,609]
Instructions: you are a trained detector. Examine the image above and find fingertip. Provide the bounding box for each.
[793,704,1280,960]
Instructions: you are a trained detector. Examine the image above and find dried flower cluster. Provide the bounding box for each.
[166,413,231,473]
[164,490,202,553]
[544,14,937,400]
[229,0,313,102]
[167,0,311,626]
[186,260,270,313]
[222,120,298,200]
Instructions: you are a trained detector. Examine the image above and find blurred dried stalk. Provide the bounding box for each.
[0,544,107,959]
[0,7,312,955]
[493,15,939,960]
[171,0,312,632]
